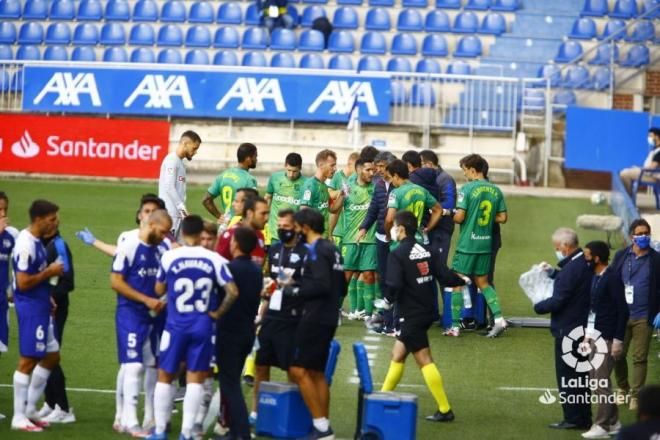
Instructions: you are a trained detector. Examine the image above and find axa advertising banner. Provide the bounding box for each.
[21,66,391,123]
[0,114,169,178]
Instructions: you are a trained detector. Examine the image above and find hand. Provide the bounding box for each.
[50,296,58,316]
[75,227,97,246]
[46,261,65,277]
[144,297,163,313]
[356,229,367,242]
[208,310,221,320]
[611,339,623,360]
[261,278,276,298]
[178,208,189,218]
[539,261,553,272]
[374,298,392,310]
[653,312,660,329]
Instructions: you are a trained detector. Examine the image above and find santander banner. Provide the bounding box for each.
[0,114,169,179]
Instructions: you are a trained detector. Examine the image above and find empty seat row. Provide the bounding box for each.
[293,0,519,10]
[360,8,506,34]
[569,17,656,42]
[581,0,659,19]
[555,39,650,67]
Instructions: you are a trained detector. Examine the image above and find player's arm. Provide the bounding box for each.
[495,211,508,224]
[453,209,466,224]
[75,227,117,257]
[110,273,162,311]
[424,203,442,233]
[328,213,339,237]
[209,281,239,319]
[384,207,396,239]
[329,192,344,214]
[15,263,63,291]
[154,281,167,297]
[161,160,187,215]
[202,192,223,220]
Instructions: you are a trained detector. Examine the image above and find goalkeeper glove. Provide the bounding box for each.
[75,227,96,246]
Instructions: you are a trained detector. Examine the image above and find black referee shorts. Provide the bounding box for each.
[291,322,336,372]
[255,319,298,371]
[397,317,432,354]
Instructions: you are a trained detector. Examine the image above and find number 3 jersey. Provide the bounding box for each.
[455,179,507,255]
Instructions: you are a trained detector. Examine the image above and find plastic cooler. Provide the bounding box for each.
[256,382,312,438]
[362,392,418,440]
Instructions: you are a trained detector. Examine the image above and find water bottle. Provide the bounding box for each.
[149,294,167,318]
[462,285,472,309]
[49,256,63,286]
[218,207,232,234]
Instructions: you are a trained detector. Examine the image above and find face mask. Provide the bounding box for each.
[586,259,595,270]
[633,235,651,249]
[278,228,296,243]
[390,226,400,242]
[555,250,565,262]
[298,232,307,243]
[649,136,655,149]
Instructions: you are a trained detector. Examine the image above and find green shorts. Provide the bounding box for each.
[333,235,342,248]
[343,243,378,272]
[451,251,492,276]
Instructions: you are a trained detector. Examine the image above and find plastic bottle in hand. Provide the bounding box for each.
[49,256,63,286]
[149,294,167,318]
[218,207,232,234]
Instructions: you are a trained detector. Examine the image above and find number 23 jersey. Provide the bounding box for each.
[455,179,507,255]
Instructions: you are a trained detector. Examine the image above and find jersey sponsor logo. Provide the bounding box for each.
[216,78,286,113]
[347,203,370,211]
[303,189,312,201]
[416,275,433,284]
[137,267,159,277]
[178,176,185,182]
[124,75,193,110]
[387,194,396,205]
[11,130,40,158]
[259,395,278,406]
[290,253,301,264]
[318,202,329,210]
[457,192,465,203]
[273,194,301,205]
[166,166,175,175]
[470,232,491,241]
[409,243,431,260]
[307,81,379,117]
[33,72,101,107]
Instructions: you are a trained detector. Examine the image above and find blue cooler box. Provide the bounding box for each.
[362,392,418,440]
[256,382,312,438]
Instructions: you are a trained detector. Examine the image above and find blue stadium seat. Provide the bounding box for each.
[271,52,296,68]
[555,41,583,63]
[129,23,155,46]
[328,30,355,52]
[589,42,619,64]
[553,90,576,107]
[157,24,183,47]
[398,9,423,31]
[421,34,448,56]
[217,2,242,24]
[72,46,96,61]
[447,60,472,75]
[465,0,491,10]
[480,13,506,35]
[44,45,68,61]
[105,0,130,21]
[245,3,261,25]
[328,54,353,69]
[23,0,48,20]
[77,0,102,20]
[627,20,655,42]
[133,0,158,22]
[402,0,427,7]
[50,0,75,20]
[454,35,482,57]
[365,8,391,31]
[491,0,519,11]
[100,23,126,45]
[0,45,12,60]
[569,18,597,39]
[360,31,386,54]
[18,23,43,45]
[409,83,435,105]
[242,51,267,67]
[537,64,561,87]
[641,0,660,18]
[301,5,326,26]
[425,10,450,32]
[0,0,20,18]
[158,48,182,63]
[416,58,441,73]
[213,50,238,65]
[271,28,296,50]
[242,27,268,49]
[620,44,649,67]
[17,45,40,60]
[189,1,214,23]
[453,12,479,33]
[358,55,383,71]
[610,0,637,18]
[387,57,412,72]
[369,0,394,6]
[333,7,359,29]
[581,0,608,16]
[130,47,155,63]
[598,19,626,40]
[287,5,300,24]
[45,23,71,45]
[391,32,417,55]
[562,65,591,88]
[298,29,325,51]
[436,0,461,9]
[300,53,325,68]
[592,67,611,91]
[214,27,239,48]
[185,49,209,64]
[0,23,16,44]
[103,47,128,62]
[338,0,361,4]
[304,0,327,4]
[186,26,211,47]
[162,0,186,22]
[73,23,98,45]
[391,81,406,104]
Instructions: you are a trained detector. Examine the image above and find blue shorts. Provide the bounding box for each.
[17,312,59,358]
[151,311,166,357]
[0,296,8,352]
[158,320,213,374]
[115,311,155,366]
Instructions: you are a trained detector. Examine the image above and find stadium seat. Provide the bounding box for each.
[130,47,155,63]
[491,0,520,11]
[598,19,626,40]
[641,0,660,18]
[185,49,209,65]
[338,0,362,4]
[554,41,583,63]
[271,28,296,50]
[328,30,355,53]
[360,31,386,54]
[425,10,451,32]
[537,64,561,87]
[300,53,325,68]
[402,0,427,7]
[387,57,412,72]
[447,60,472,75]
[569,18,597,39]
[133,0,158,22]
[50,0,75,20]
[357,55,383,71]
[610,0,638,18]
[591,67,611,91]
[333,7,359,29]
[391,32,417,55]
[213,50,237,65]
[304,0,328,4]
[157,24,183,47]
[129,23,155,46]
[409,83,435,105]
[620,44,650,67]
[100,23,126,45]
[328,53,353,69]
[242,27,268,50]
[270,52,296,68]
[453,12,479,33]
[45,23,71,45]
[398,9,423,31]
[0,23,16,44]
[77,0,102,20]
[72,46,96,61]
[422,34,448,56]
[390,81,406,104]
[189,1,214,23]
[0,0,20,18]
[23,0,48,19]
[562,65,591,88]
[44,45,68,61]
[298,29,325,51]
[553,90,576,107]
[0,45,12,60]
[103,47,128,62]
[158,48,182,64]
[465,0,491,10]
[186,26,211,47]
[627,20,655,42]
[436,0,461,8]
[479,13,506,35]
[162,0,186,22]
[217,2,242,24]
[214,27,239,48]
[416,58,441,73]
[301,5,326,26]
[16,45,40,60]
[589,42,619,64]
[287,6,299,25]
[18,23,43,45]
[365,8,391,31]
[369,0,394,6]
[581,0,608,16]
[73,23,98,45]
[245,4,261,25]
[454,35,482,57]
[105,0,130,21]
[242,51,267,67]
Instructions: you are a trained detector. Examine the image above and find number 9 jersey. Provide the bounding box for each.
[455,179,507,255]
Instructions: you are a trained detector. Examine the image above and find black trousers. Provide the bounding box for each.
[554,337,592,426]
[377,239,398,330]
[45,296,69,412]
[216,329,255,440]
[430,227,453,321]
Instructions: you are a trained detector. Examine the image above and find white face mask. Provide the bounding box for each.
[390,225,400,242]
[555,250,565,262]
[649,136,656,149]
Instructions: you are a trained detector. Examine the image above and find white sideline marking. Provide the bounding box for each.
[363,345,380,350]
[366,353,377,360]
[497,387,550,392]
[0,383,115,394]
[373,383,425,389]
[363,336,381,342]
[348,377,360,384]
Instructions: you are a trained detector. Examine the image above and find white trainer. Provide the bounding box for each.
[485,319,507,338]
[443,327,460,337]
[609,421,622,435]
[42,405,76,424]
[581,424,610,439]
[37,403,53,419]
[11,415,43,432]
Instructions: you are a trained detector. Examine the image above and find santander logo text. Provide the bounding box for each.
[11,131,40,158]
[45,137,162,161]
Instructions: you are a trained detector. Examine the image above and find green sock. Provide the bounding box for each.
[356,279,365,311]
[363,282,375,315]
[482,286,503,319]
[348,278,358,313]
[451,291,463,327]
[374,281,382,300]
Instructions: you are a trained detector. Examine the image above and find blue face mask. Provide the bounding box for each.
[555,250,565,262]
[649,136,656,150]
[633,235,651,250]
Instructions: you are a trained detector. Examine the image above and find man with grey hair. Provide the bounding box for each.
[534,227,593,431]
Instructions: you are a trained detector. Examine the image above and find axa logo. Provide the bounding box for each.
[124,75,193,110]
[11,130,40,158]
[308,81,379,117]
[216,78,286,112]
[33,72,101,107]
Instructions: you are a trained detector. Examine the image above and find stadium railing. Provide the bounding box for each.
[611,172,640,243]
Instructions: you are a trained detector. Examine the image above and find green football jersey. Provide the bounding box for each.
[455,179,507,254]
[300,176,330,236]
[207,167,257,216]
[342,174,375,244]
[387,181,438,226]
[265,171,305,241]
[328,170,351,237]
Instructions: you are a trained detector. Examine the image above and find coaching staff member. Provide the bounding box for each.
[284,208,343,440]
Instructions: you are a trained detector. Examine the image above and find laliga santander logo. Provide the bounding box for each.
[11,130,40,158]
[538,389,557,405]
[561,326,608,373]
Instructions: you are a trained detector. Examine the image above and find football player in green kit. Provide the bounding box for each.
[264,153,305,245]
[300,149,341,237]
[328,152,358,248]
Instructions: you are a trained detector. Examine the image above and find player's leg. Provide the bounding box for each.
[381,340,407,392]
[446,252,472,336]
[411,347,453,421]
[360,271,376,317]
[147,369,176,440]
[180,371,207,439]
[360,244,378,318]
[143,326,159,430]
[117,319,150,434]
[114,364,126,431]
[473,254,506,337]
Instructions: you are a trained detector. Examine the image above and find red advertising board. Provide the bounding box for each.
[0,114,169,179]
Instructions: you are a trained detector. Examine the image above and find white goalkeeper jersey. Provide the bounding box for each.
[158,152,187,219]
